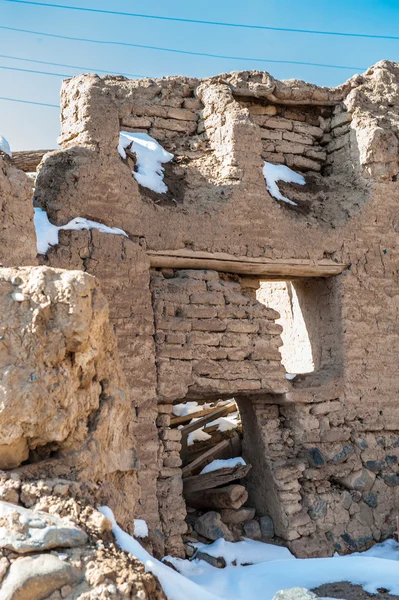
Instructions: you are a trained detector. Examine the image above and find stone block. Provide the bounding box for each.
[194,511,233,542]
[243,519,262,540]
[259,515,275,539]
[190,292,225,305]
[263,117,294,131]
[191,318,227,332]
[220,507,256,524]
[188,331,221,346]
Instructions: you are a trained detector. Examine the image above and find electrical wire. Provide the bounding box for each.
[0,53,147,78]
[5,0,399,41]
[0,26,365,71]
[0,95,59,107]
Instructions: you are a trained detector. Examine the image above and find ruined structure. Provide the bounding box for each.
[1,60,399,569]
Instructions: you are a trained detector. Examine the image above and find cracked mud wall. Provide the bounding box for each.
[30,60,399,556]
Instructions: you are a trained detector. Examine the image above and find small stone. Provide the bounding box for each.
[243,519,261,540]
[342,491,352,510]
[272,588,317,600]
[363,492,378,508]
[385,455,398,467]
[259,515,275,540]
[194,512,233,542]
[365,460,385,472]
[0,556,10,583]
[307,498,327,520]
[329,445,354,464]
[338,468,376,492]
[86,510,113,534]
[306,448,325,468]
[383,473,399,487]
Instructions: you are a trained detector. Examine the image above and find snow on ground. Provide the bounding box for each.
[0,134,11,158]
[34,207,127,254]
[99,506,399,600]
[263,162,305,206]
[118,131,173,193]
[200,457,246,475]
[134,519,148,538]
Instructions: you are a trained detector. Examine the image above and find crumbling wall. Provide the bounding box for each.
[0,154,36,266]
[0,266,139,531]
[30,60,399,557]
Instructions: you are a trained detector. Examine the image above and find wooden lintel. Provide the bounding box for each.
[148,249,348,279]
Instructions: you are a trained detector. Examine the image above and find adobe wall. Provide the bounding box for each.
[32,60,399,556]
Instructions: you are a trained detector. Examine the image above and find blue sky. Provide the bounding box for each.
[1,0,399,150]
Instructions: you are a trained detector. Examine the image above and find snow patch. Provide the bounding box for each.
[98,509,399,600]
[134,519,148,538]
[263,162,305,206]
[173,401,212,417]
[0,135,12,158]
[200,457,246,475]
[207,412,240,432]
[34,208,127,255]
[285,373,297,380]
[187,427,212,446]
[119,131,173,193]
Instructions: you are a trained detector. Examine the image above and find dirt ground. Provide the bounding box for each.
[312,582,399,600]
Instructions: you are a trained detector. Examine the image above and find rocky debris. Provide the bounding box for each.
[0,266,139,532]
[0,488,166,599]
[273,589,317,600]
[194,511,234,542]
[0,554,81,600]
[0,501,88,553]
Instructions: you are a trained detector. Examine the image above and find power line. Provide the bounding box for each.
[0,26,365,71]
[5,0,399,41]
[0,53,147,78]
[0,95,59,108]
[0,63,69,77]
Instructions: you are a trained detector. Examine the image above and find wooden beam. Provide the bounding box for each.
[180,402,236,437]
[148,249,348,279]
[184,484,248,510]
[171,402,237,427]
[183,463,251,493]
[182,439,230,478]
[12,150,53,172]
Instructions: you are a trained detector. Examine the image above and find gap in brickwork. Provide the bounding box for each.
[257,281,315,375]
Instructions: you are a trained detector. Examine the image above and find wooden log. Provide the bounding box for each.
[183,463,251,493]
[183,432,241,477]
[186,430,241,464]
[148,249,348,279]
[180,401,236,465]
[180,401,236,437]
[171,402,236,427]
[182,439,230,478]
[184,484,248,510]
[12,150,53,172]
